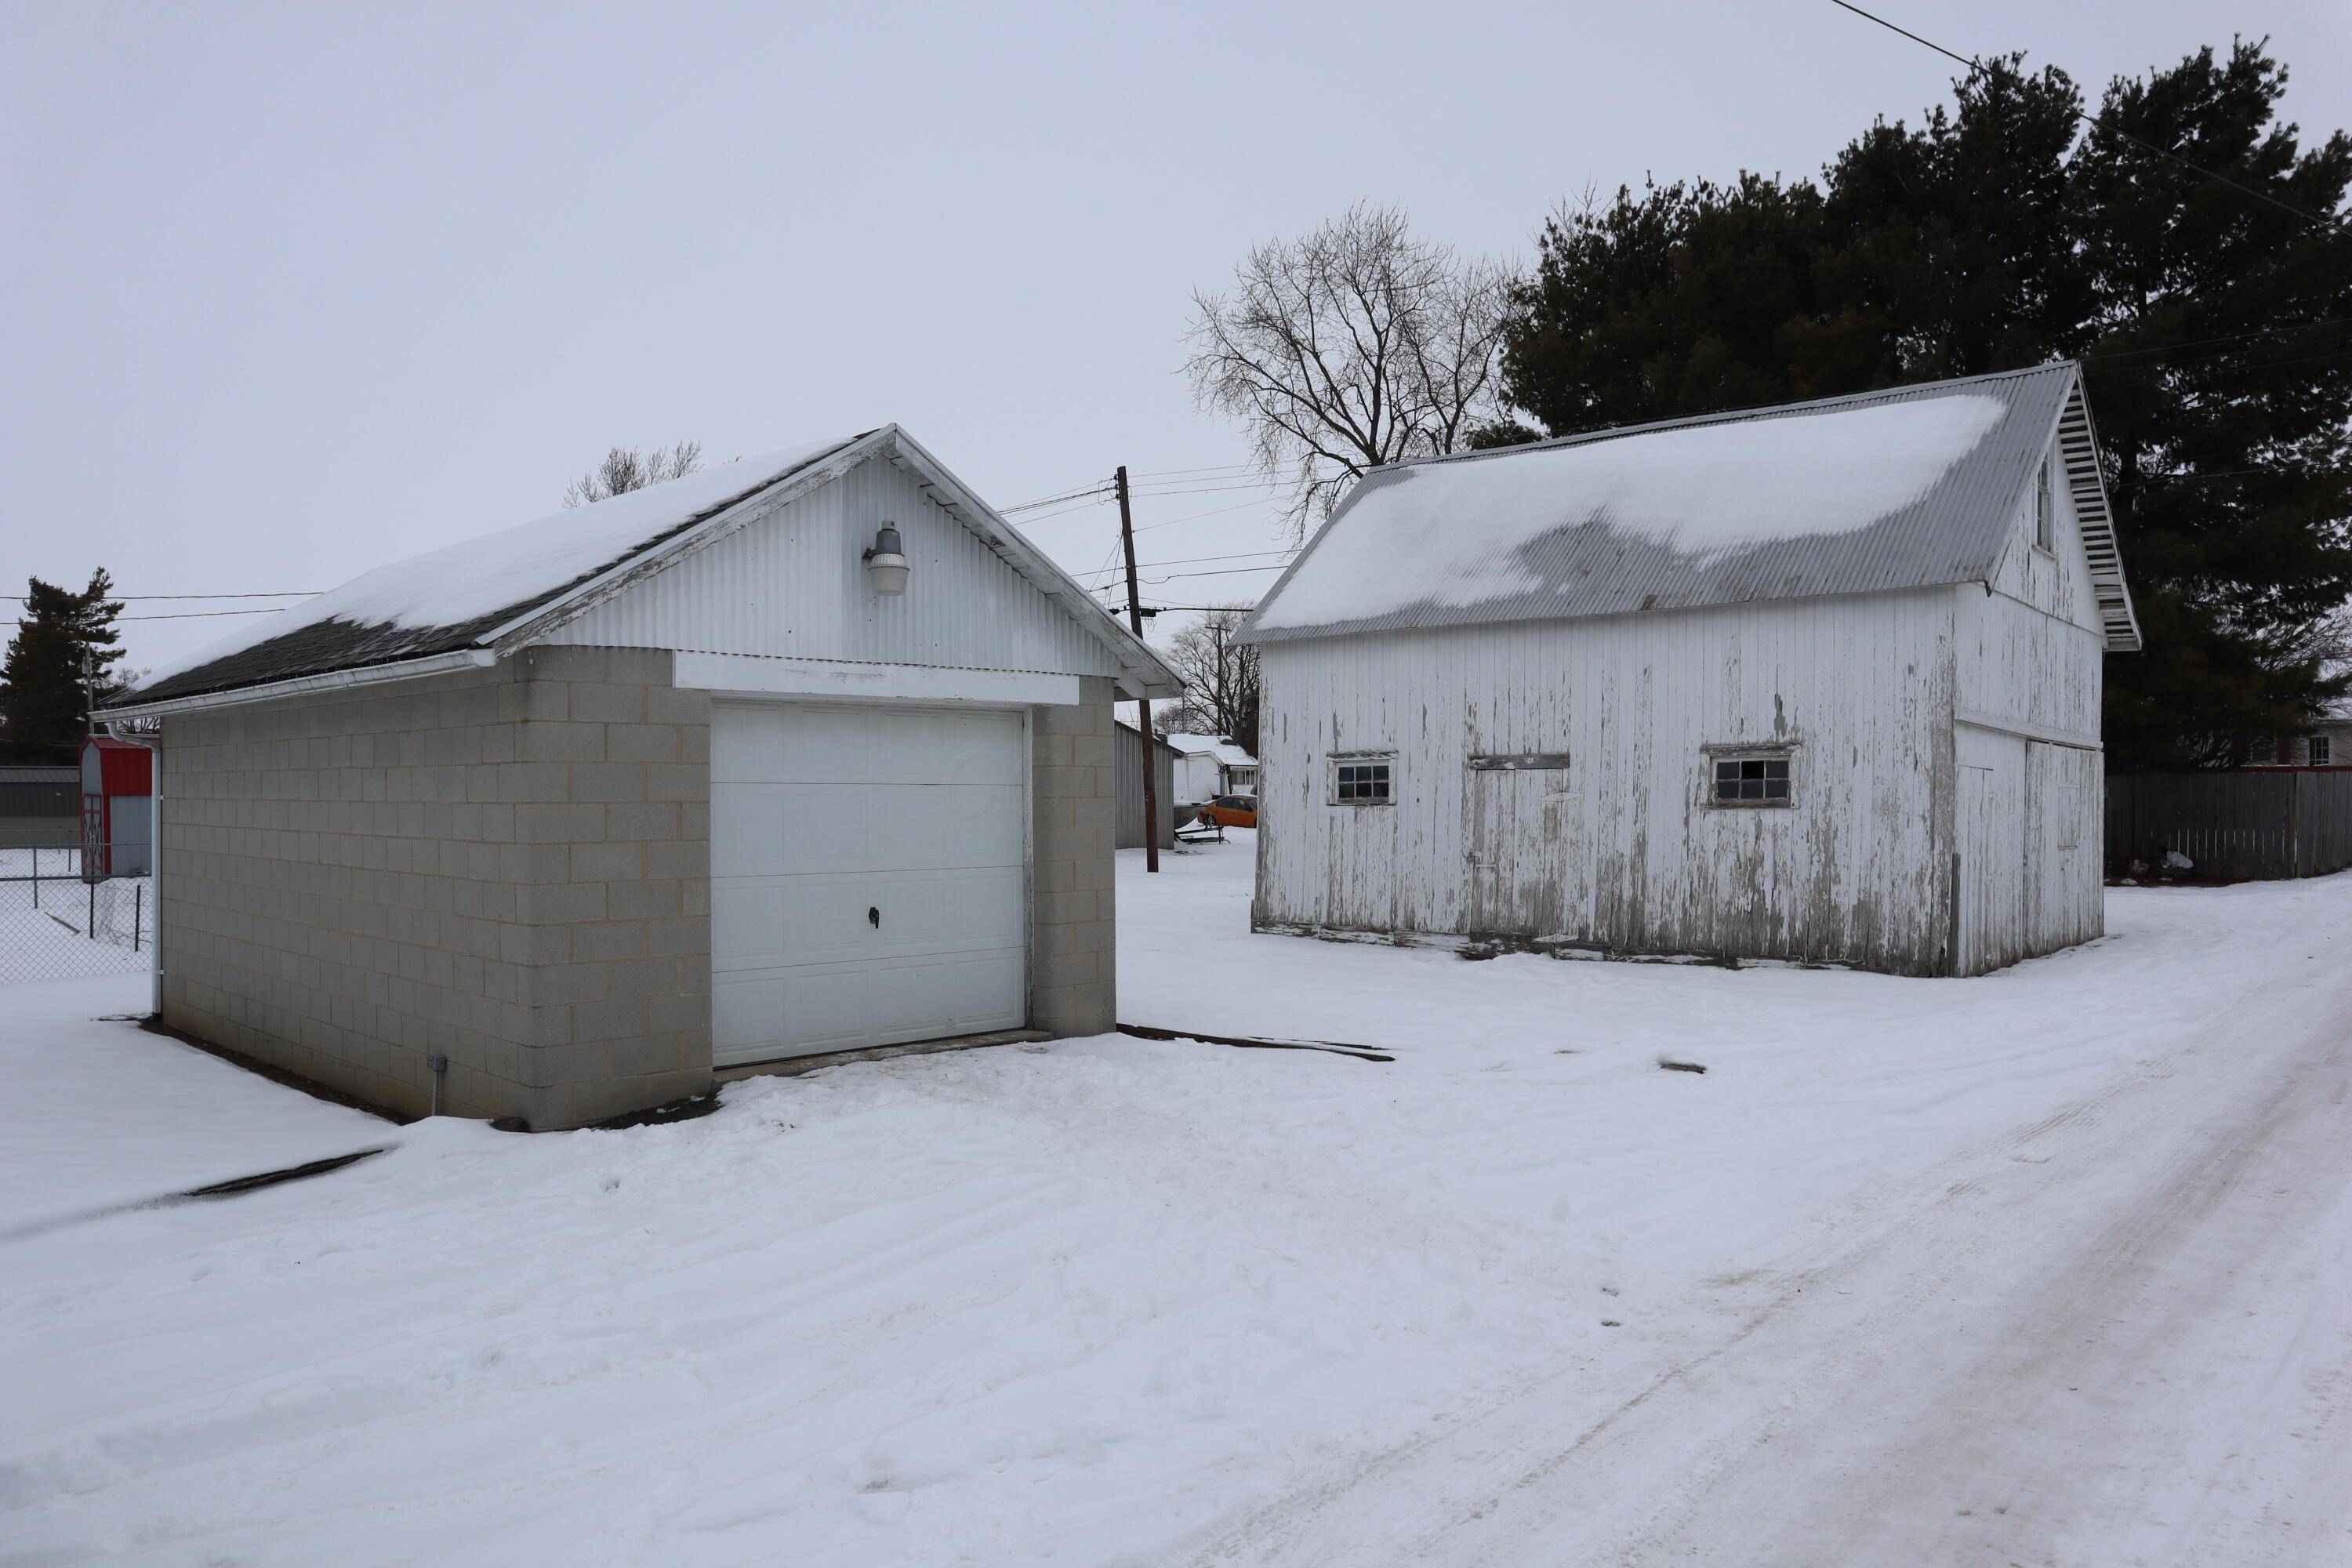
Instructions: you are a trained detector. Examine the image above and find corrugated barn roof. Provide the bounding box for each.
[1244,362,2136,651]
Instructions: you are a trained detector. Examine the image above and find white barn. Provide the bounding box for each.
[1240,363,2140,977]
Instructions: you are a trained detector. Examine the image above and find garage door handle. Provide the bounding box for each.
[868,906,880,929]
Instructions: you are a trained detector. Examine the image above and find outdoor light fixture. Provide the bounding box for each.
[862,523,909,595]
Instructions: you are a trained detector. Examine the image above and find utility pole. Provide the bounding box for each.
[1116,464,1160,873]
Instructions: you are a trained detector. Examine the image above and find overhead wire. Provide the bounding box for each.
[2,591,319,601]
[1827,0,2350,231]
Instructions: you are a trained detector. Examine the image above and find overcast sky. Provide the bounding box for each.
[5,0,2348,675]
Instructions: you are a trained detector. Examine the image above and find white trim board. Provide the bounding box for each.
[676,652,1080,707]
[1957,708,2102,752]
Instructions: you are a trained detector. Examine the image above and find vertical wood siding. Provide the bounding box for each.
[1952,430,2107,967]
[1254,589,1962,974]
[546,457,1126,681]
[1254,426,2114,977]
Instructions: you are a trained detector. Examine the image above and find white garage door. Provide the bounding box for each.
[710,702,1027,1065]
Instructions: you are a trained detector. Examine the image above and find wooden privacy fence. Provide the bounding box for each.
[2106,770,2352,881]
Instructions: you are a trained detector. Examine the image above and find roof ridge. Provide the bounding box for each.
[1393,361,2080,476]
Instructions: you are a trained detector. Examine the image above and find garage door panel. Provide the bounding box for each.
[866,708,951,781]
[938,869,1025,948]
[710,784,786,876]
[769,785,877,873]
[944,785,1025,866]
[860,782,953,869]
[866,867,1024,955]
[870,953,1025,1044]
[773,705,874,784]
[711,706,788,783]
[782,875,880,965]
[713,975,789,1058]
[710,702,1029,1066]
[711,882,786,970]
[943,711,1025,784]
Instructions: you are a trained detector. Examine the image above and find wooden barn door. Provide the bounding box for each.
[1955,727,2027,975]
[1465,760,1566,937]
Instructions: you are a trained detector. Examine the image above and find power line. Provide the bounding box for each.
[1827,0,2348,231]
[1127,479,1277,499]
[1,591,318,602]
[2078,316,2352,365]
[3,606,290,625]
[1129,461,1261,480]
[1069,547,1297,579]
[2092,345,2352,389]
[1127,497,1289,535]
[1000,479,1115,515]
[1137,564,1294,585]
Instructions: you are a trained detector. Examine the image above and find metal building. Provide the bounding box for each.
[1114,720,1178,850]
[1240,363,2138,977]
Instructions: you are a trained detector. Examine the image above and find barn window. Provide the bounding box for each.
[1711,753,1791,806]
[1330,756,1393,805]
[2314,735,2334,766]
[2034,459,2055,552]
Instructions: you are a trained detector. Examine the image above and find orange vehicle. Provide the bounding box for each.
[1191,794,1258,829]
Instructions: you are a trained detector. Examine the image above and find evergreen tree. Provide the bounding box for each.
[2070,44,2352,767]
[0,570,128,761]
[1497,43,2352,769]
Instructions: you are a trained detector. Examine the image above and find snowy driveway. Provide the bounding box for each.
[2,833,2347,1565]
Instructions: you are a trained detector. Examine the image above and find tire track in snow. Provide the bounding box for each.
[1190,955,2352,1567]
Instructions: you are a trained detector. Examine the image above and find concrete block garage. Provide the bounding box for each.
[99,429,1180,1128]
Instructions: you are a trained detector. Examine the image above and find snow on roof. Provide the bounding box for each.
[1162,733,1257,767]
[1246,364,2111,644]
[123,438,862,705]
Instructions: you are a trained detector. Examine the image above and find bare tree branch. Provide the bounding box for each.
[563,439,706,507]
[1150,603,1262,756]
[1184,204,1515,541]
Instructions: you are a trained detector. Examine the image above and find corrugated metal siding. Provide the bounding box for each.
[1245,363,2132,647]
[1114,724,1176,850]
[545,456,1127,680]
[0,766,78,822]
[1251,591,1963,974]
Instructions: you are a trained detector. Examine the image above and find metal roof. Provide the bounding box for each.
[107,427,1181,714]
[1243,362,2140,652]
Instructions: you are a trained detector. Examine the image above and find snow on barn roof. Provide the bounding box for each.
[1244,362,2138,651]
[112,430,1183,710]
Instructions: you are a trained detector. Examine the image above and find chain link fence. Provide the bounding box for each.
[1,833,154,984]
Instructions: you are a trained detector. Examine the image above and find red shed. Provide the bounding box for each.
[81,734,153,878]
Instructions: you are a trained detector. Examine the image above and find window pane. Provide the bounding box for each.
[1764,776,1789,800]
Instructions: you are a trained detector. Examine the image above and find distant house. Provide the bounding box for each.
[100,429,1178,1128]
[2244,706,2352,768]
[1240,363,2140,977]
[1163,733,1259,802]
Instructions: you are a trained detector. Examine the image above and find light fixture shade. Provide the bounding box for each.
[863,524,909,596]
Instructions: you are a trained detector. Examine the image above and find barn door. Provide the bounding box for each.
[1465,759,1566,936]
[1955,728,2026,974]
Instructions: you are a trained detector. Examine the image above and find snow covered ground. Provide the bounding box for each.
[2,834,2347,1564]
[0,851,153,985]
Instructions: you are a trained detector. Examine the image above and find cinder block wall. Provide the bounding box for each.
[159,648,711,1128]
[1029,675,1116,1036]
